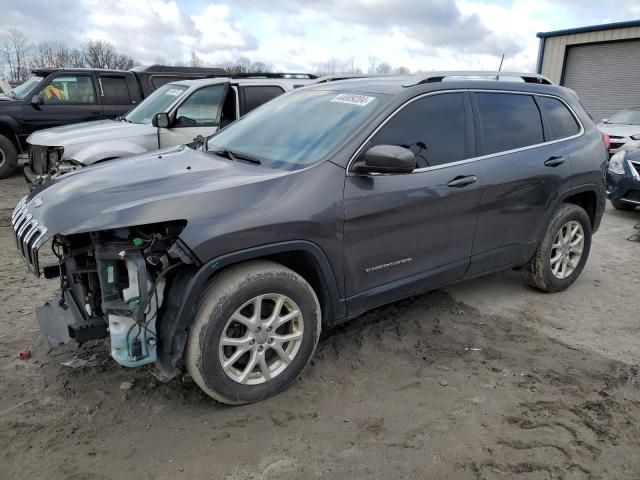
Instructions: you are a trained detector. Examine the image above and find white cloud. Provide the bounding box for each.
[1,0,640,73]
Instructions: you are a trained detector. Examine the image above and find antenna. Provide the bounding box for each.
[498,54,505,72]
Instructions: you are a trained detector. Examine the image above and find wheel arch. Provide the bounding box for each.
[156,240,345,379]
[0,116,20,151]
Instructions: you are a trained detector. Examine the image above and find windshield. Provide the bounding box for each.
[125,83,188,124]
[208,90,385,170]
[12,75,44,99]
[607,109,640,125]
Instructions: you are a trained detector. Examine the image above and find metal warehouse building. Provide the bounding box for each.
[537,20,640,121]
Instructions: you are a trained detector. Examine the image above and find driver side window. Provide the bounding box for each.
[174,85,226,127]
[41,75,96,104]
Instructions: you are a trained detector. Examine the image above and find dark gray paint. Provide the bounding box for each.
[23,78,607,329]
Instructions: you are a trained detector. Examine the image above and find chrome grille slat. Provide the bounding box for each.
[12,203,47,275]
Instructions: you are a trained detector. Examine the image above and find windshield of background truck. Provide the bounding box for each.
[125,83,188,124]
[207,90,385,170]
[12,75,44,99]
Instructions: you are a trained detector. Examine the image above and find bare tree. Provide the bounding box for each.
[85,40,116,68]
[218,57,273,74]
[67,48,86,68]
[375,62,392,74]
[367,55,378,74]
[393,66,410,74]
[190,50,206,67]
[32,42,75,68]
[84,40,135,69]
[1,28,31,83]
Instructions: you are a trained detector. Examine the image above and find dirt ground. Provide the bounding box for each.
[1,164,639,480]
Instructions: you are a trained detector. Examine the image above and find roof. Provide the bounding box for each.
[306,71,554,95]
[132,64,227,75]
[537,19,640,38]
[31,67,126,75]
[167,76,315,89]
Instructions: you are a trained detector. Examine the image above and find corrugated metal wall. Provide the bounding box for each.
[540,25,640,83]
[563,40,640,120]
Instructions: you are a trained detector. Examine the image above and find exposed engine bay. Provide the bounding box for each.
[42,222,190,368]
[25,145,81,187]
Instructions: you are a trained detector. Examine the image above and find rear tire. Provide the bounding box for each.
[610,199,636,211]
[186,260,321,405]
[523,204,591,292]
[0,135,18,179]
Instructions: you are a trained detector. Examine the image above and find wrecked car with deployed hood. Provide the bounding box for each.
[14,72,606,404]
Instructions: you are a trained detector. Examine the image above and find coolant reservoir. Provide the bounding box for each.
[109,260,165,367]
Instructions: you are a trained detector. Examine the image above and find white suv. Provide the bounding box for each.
[25,74,315,187]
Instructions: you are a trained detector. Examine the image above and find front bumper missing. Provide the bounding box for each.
[36,290,107,348]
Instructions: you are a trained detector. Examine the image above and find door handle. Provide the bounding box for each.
[447,175,477,188]
[544,155,565,167]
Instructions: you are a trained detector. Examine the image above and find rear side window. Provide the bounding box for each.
[475,93,544,155]
[99,76,131,105]
[241,86,285,115]
[365,92,467,168]
[537,96,580,139]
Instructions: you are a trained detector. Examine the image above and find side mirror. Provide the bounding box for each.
[30,94,43,106]
[152,112,170,128]
[355,145,416,174]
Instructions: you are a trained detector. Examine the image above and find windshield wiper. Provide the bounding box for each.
[211,149,261,165]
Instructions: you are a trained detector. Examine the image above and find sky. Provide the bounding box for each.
[1,0,640,73]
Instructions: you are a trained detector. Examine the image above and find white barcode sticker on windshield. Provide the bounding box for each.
[166,89,183,96]
[330,93,375,106]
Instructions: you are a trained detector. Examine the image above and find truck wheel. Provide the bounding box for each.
[0,135,18,179]
[523,204,592,292]
[610,199,636,211]
[186,260,321,405]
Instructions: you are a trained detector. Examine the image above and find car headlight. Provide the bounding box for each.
[631,133,640,141]
[47,147,63,164]
[608,151,626,175]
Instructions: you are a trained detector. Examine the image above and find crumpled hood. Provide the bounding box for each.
[22,146,290,244]
[27,119,150,147]
[598,123,640,138]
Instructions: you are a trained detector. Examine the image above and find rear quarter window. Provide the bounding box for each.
[537,96,581,139]
[475,93,544,155]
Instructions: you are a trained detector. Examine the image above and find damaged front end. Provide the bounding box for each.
[13,198,194,369]
[24,145,82,188]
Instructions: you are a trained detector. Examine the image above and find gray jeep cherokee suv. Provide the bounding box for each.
[13,72,607,404]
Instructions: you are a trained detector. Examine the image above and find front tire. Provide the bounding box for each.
[523,204,592,292]
[186,260,321,405]
[0,135,18,179]
[610,199,636,211]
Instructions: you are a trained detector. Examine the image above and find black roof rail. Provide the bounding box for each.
[221,73,317,79]
[313,73,400,83]
[131,64,228,75]
[403,71,554,87]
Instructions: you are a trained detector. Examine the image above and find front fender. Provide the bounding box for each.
[155,240,345,379]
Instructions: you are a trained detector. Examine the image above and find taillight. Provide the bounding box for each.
[602,133,610,150]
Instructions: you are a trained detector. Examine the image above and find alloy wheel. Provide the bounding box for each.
[550,220,584,280]
[218,293,304,385]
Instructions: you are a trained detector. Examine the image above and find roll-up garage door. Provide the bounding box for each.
[563,40,640,121]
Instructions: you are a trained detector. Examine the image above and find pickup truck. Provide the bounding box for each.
[24,74,316,187]
[0,65,227,178]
